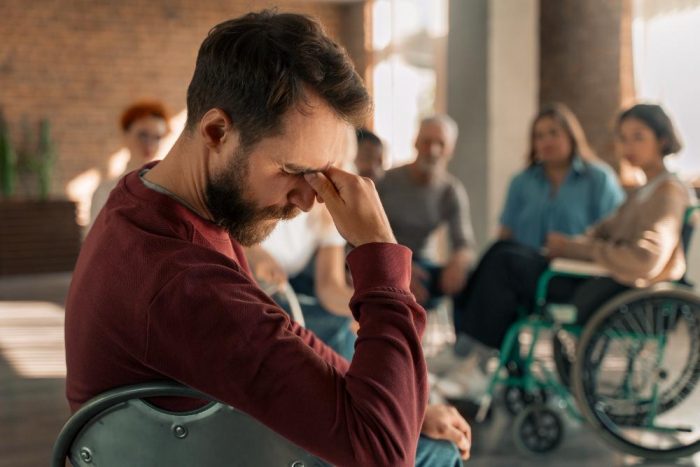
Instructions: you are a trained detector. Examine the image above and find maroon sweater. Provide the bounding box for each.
[65,166,428,466]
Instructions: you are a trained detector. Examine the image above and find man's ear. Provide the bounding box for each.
[199,108,233,152]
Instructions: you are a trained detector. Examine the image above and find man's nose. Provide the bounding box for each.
[288,179,317,212]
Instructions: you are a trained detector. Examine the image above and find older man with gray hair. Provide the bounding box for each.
[377,114,476,309]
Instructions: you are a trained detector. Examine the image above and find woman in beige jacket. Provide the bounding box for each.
[546,104,695,288]
[451,104,695,353]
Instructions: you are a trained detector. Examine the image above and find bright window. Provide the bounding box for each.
[632,0,700,179]
[371,0,448,167]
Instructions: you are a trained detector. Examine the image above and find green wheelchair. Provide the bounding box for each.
[474,205,700,460]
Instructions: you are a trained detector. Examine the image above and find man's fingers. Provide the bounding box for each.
[320,166,362,191]
[304,172,339,206]
[450,427,471,460]
[444,426,470,456]
[449,406,471,437]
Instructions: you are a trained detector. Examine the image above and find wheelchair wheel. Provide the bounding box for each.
[504,386,548,416]
[512,404,564,454]
[572,285,700,459]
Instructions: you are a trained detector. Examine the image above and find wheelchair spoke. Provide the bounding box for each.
[575,291,700,458]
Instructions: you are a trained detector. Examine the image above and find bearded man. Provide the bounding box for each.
[66,11,469,467]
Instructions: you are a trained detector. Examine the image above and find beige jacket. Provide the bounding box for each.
[563,171,696,287]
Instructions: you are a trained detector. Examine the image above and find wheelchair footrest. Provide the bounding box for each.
[618,423,694,434]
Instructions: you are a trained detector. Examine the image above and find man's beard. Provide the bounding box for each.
[206,146,299,246]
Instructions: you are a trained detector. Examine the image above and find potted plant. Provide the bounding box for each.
[0,109,17,198]
[0,115,81,276]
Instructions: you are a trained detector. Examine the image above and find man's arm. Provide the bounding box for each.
[146,168,428,467]
[440,246,472,295]
[441,181,475,294]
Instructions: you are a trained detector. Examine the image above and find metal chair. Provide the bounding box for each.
[51,381,329,467]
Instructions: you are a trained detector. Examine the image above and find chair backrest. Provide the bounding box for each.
[682,205,700,257]
[52,381,329,467]
[262,281,306,327]
[679,205,700,286]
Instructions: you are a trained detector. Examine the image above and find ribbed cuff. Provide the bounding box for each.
[346,243,412,293]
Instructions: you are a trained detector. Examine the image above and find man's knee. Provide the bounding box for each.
[415,435,463,467]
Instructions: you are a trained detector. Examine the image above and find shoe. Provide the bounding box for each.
[425,346,465,376]
[432,353,491,401]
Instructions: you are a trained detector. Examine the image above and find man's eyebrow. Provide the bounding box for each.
[283,162,333,174]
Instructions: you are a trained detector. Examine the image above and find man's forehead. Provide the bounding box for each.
[282,160,335,174]
[264,94,348,171]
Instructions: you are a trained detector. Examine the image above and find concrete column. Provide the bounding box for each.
[447,0,538,249]
[447,0,490,247]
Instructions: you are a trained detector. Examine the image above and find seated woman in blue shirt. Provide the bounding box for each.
[429,104,625,398]
[500,103,624,249]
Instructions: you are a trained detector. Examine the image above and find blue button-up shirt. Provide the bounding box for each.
[500,157,624,250]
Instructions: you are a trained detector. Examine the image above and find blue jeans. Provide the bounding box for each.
[283,271,462,466]
[416,435,463,467]
[294,297,356,360]
[275,273,357,360]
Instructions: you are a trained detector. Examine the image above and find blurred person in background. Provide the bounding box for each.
[88,100,170,231]
[499,102,624,250]
[436,103,695,402]
[355,127,385,182]
[377,115,476,312]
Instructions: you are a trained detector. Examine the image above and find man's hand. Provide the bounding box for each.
[440,250,470,295]
[304,168,396,247]
[410,262,430,305]
[421,404,472,461]
[545,232,570,259]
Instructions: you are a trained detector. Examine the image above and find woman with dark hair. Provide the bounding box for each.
[546,103,693,287]
[435,103,696,400]
[499,103,624,249]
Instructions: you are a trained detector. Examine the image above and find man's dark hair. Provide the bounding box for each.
[356,127,382,147]
[617,103,682,156]
[186,10,371,147]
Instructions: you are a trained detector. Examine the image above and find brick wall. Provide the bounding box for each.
[0,200,81,275]
[540,0,634,169]
[0,0,367,201]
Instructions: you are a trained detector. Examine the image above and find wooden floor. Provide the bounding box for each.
[0,273,71,467]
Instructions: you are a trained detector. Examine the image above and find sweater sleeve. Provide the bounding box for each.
[144,242,427,467]
[563,181,688,284]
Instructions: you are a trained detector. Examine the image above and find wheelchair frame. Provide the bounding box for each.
[474,205,700,458]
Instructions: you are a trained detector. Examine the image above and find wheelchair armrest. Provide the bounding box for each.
[534,259,611,312]
[548,258,611,277]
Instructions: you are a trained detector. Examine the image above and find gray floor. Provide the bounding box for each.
[1,272,699,466]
